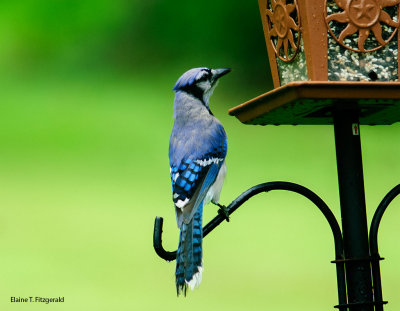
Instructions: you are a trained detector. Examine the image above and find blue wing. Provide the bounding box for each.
[169,123,227,227]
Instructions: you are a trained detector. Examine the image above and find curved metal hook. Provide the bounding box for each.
[369,184,400,256]
[154,181,343,260]
[153,181,346,308]
[368,184,400,311]
[153,217,177,261]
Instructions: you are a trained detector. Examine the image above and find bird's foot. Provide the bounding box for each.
[215,202,230,222]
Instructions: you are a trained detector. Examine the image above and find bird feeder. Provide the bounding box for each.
[261,0,399,86]
[226,1,400,310]
[154,1,400,311]
[229,0,400,126]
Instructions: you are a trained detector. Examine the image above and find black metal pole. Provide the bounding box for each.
[333,108,374,311]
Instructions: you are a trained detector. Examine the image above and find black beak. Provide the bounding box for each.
[212,68,231,80]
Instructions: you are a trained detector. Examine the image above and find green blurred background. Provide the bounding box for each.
[1,1,399,310]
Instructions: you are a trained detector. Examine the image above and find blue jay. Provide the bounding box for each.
[169,67,231,295]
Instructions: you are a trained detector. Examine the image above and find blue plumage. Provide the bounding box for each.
[169,67,230,295]
[172,67,208,91]
[175,202,203,296]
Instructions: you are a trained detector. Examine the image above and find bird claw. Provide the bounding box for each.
[216,203,230,222]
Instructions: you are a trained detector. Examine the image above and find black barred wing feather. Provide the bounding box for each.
[169,122,227,227]
[170,157,224,228]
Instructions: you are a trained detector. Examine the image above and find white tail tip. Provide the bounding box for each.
[186,266,203,290]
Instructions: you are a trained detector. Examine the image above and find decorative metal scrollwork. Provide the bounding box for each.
[325,0,400,52]
[265,0,301,62]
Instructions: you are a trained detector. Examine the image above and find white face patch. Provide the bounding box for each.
[203,80,218,104]
[196,80,212,93]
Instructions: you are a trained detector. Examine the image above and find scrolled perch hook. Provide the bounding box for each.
[370,184,400,256]
[153,181,343,262]
[153,217,177,261]
[368,184,400,311]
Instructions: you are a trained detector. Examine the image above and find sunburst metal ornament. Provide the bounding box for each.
[325,0,400,52]
[266,0,301,62]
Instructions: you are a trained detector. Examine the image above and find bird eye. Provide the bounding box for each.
[198,70,211,81]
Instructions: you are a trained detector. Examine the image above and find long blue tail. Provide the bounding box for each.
[175,202,203,296]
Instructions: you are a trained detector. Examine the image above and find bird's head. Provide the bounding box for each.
[173,67,231,105]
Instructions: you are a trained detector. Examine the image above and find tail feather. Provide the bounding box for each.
[176,202,203,296]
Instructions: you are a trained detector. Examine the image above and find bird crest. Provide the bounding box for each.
[173,67,210,91]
